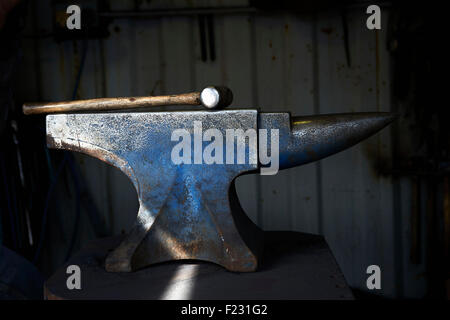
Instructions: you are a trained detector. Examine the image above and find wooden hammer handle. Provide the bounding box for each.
[23,92,201,115]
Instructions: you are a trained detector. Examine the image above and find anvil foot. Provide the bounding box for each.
[105,180,263,273]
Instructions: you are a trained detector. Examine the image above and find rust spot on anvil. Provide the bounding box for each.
[305,148,318,159]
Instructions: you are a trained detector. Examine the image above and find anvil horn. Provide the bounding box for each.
[259,112,396,171]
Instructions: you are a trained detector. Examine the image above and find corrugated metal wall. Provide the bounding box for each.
[19,0,428,298]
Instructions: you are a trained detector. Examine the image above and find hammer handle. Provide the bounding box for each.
[23,92,201,115]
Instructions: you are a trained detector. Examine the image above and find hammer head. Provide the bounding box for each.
[199,86,233,109]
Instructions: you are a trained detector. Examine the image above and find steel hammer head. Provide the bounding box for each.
[199,86,233,109]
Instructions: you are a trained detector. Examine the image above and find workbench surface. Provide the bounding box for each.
[44,231,354,300]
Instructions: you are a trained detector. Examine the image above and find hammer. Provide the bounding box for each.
[22,86,233,115]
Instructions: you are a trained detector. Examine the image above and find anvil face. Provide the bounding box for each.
[46,109,394,272]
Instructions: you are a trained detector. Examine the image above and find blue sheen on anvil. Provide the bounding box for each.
[46,109,395,272]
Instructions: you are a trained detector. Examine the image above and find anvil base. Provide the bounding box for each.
[44,232,354,300]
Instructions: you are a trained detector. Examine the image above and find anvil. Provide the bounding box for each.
[26,88,395,273]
